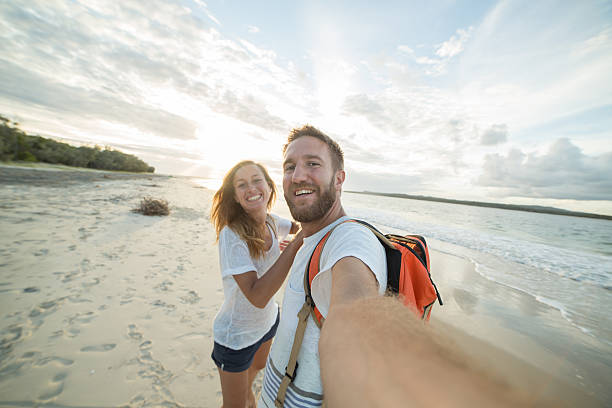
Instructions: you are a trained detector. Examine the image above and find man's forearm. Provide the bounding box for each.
[319,297,530,408]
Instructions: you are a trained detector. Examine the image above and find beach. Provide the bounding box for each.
[0,164,609,407]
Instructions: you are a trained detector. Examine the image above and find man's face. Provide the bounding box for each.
[282,136,341,223]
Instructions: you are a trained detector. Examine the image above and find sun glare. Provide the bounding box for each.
[193,117,279,178]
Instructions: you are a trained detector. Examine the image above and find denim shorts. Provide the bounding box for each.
[211,311,280,373]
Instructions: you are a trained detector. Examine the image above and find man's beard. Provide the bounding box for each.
[285,178,336,223]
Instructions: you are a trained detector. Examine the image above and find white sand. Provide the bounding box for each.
[1,169,224,406]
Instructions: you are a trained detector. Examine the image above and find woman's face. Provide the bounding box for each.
[233,164,272,215]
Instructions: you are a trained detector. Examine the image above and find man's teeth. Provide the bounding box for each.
[295,189,313,196]
[247,195,262,202]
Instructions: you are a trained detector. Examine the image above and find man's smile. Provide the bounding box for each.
[294,189,314,196]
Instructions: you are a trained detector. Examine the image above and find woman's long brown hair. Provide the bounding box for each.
[210,160,277,259]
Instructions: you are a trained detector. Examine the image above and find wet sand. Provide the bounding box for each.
[0,164,606,407]
[429,250,604,407]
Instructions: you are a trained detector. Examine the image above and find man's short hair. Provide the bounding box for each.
[283,125,344,171]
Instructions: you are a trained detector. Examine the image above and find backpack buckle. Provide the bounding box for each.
[284,361,299,381]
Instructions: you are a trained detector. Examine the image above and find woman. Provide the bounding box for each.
[210,160,302,408]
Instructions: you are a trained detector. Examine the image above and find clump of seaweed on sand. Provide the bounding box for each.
[133,197,169,216]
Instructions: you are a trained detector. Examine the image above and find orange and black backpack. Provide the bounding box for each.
[274,219,443,407]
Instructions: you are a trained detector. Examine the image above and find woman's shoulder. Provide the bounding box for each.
[219,225,240,242]
[269,213,291,225]
[268,213,292,234]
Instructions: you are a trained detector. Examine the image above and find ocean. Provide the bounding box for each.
[343,191,612,344]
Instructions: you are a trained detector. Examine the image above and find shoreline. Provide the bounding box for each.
[0,161,161,176]
[0,162,170,187]
[346,190,612,221]
[429,247,604,406]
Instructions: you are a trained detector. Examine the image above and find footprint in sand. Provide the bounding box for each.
[66,328,80,338]
[0,324,31,357]
[35,356,74,367]
[102,252,119,260]
[34,248,49,256]
[37,371,67,401]
[180,290,201,304]
[151,299,176,312]
[65,311,97,325]
[82,277,101,288]
[78,226,92,241]
[132,339,176,402]
[23,286,40,293]
[0,361,25,377]
[29,298,67,319]
[80,343,116,352]
[154,280,174,292]
[127,324,143,341]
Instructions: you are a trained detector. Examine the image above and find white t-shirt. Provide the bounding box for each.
[259,216,387,407]
[213,214,292,350]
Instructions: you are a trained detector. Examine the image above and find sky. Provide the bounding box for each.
[1,0,611,215]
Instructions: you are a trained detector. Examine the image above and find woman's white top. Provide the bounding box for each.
[213,214,292,350]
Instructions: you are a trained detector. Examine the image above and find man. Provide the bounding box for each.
[259,125,387,407]
[259,125,531,408]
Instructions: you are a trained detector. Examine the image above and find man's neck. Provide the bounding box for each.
[302,199,346,237]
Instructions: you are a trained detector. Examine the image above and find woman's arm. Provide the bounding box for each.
[232,229,304,308]
[280,221,301,251]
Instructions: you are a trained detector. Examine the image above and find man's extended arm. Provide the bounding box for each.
[320,295,534,408]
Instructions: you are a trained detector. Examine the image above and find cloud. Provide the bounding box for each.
[341,93,416,137]
[478,138,612,200]
[398,27,473,76]
[0,61,198,140]
[397,45,414,55]
[480,124,508,145]
[339,88,482,181]
[435,27,472,58]
[211,90,289,132]
[337,133,386,164]
[1,0,610,212]
[0,0,305,143]
[457,2,612,130]
[343,169,427,195]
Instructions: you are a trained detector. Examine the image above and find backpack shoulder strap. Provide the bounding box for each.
[274,294,315,407]
[304,219,359,326]
[275,219,351,407]
[305,218,398,325]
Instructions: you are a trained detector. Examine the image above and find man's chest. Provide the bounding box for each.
[287,247,316,292]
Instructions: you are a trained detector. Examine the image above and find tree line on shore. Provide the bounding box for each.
[0,115,154,173]
[348,191,612,221]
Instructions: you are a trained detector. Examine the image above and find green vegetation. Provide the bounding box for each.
[0,115,154,173]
